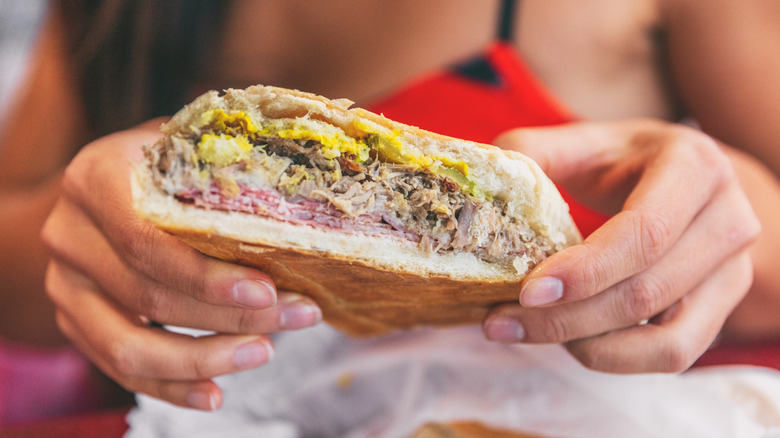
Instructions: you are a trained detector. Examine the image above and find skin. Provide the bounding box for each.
[0,0,776,409]
[42,122,321,408]
[484,121,762,372]
[0,11,87,346]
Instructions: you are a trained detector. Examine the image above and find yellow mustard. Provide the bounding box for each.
[196,109,483,196]
[200,109,259,135]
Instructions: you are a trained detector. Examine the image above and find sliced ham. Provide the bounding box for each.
[176,185,421,242]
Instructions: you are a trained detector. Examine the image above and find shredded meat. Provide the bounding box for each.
[144,130,556,266]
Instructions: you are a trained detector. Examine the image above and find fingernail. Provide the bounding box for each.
[485,316,525,342]
[279,297,322,330]
[233,280,276,308]
[234,340,273,370]
[186,390,218,411]
[521,277,563,307]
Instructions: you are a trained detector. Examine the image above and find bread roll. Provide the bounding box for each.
[133,85,580,336]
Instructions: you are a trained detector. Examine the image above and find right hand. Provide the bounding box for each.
[41,121,322,410]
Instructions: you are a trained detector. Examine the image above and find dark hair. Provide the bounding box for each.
[57,0,229,137]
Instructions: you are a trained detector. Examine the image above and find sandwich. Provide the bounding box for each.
[132,85,581,336]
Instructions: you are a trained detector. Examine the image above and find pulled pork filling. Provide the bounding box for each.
[145,125,555,266]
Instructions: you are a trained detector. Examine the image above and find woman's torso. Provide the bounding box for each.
[210,0,679,122]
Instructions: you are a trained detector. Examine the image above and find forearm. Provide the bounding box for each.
[720,146,780,341]
[0,174,66,346]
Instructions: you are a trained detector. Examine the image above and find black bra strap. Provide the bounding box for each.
[497,0,520,42]
[451,0,519,85]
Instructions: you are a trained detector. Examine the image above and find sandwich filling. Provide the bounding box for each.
[144,109,557,268]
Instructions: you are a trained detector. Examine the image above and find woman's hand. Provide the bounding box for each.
[41,122,322,410]
[483,120,760,373]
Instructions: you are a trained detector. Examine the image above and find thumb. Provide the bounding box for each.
[494,121,645,215]
[493,122,629,186]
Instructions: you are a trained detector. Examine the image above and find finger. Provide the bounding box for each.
[564,252,754,373]
[494,121,630,184]
[46,189,321,333]
[495,120,651,216]
[56,310,223,411]
[57,131,279,308]
[485,174,760,342]
[484,177,759,343]
[518,128,732,307]
[43,196,277,311]
[47,260,276,380]
[44,205,320,332]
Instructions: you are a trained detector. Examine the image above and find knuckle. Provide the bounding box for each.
[174,259,211,301]
[669,128,732,184]
[658,338,697,373]
[188,354,216,380]
[623,275,669,321]
[152,382,183,406]
[726,254,754,303]
[61,148,103,199]
[736,254,755,289]
[745,212,762,242]
[39,218,57,253]
[715,186,762,256]
[118,223,156,270]
[146,243,212,303]
[728,203,762,250]
[60,158,86,197]
[236,308,263,334]
[571,244,613,297]
[39,205,73,261]
[539,314,571,344]
[116,378,142,395]
[136,284,172,322]
[43,263,64,305]
[566,340,608,372]
[727,219,761,252]
[634,210,672,266]
[108,338,138,377]
[690,134,729,172]
[43,262,85,311]
[54,311,76,340]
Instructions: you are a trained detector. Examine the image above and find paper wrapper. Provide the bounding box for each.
[126,325,780,438]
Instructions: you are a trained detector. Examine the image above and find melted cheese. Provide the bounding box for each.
[197,133,252,166]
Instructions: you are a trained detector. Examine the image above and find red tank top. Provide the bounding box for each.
[368,41,608,237]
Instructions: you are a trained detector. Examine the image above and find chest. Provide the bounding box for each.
[212,0,677,121]
[518,0,677,120]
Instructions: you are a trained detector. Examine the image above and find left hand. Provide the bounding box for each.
[482,120,760,373]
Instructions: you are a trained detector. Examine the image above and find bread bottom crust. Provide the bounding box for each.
[168,227,520,336]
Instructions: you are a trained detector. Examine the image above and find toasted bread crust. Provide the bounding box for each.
[168,228,519,336]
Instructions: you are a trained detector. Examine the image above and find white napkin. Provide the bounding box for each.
[125,325,780,438]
